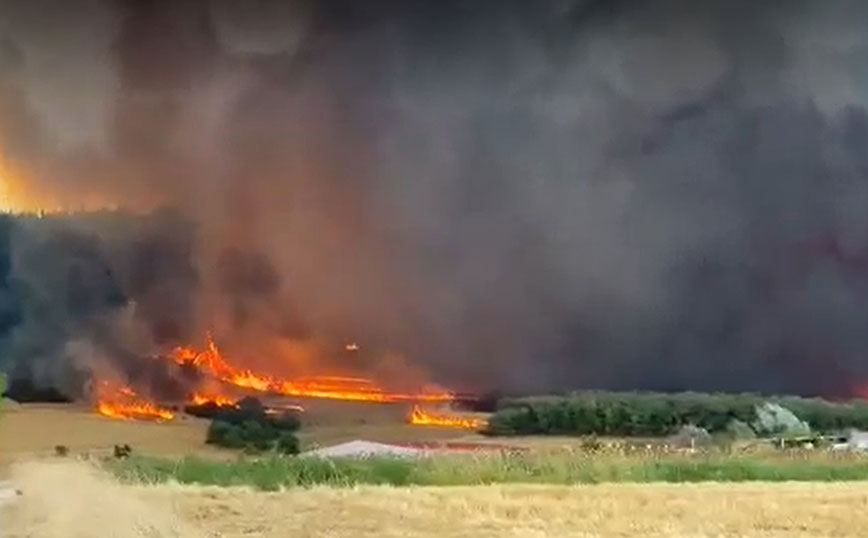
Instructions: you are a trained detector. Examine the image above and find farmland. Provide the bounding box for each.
[0,400,474,466]
[5,459,868,538]
[4,396,868,537]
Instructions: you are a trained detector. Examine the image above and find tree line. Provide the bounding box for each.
[484,391,868,437]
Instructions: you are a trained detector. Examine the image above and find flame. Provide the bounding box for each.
[345,342,359,351]
[170,334,454,404]
[409,405,488,430]
[95,383,175,421]
[97,400,176,421]
[190,392,236,407]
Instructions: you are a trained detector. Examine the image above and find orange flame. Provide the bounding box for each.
[95,383,175,422]
[190,393,236,407]
[170,334,454,404]
[345,342,359,351]
[97,400,176,421]
[409,405,487,430]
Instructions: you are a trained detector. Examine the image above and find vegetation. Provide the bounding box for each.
[485,391,868,436]
[14,460,868,538]
[196,397,301,454]
[108,449,868,491]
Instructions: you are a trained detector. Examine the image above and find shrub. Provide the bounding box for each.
[276,432,300,455]
[207,421,245,448]
[113,444,132,459]
[204,397,301,453]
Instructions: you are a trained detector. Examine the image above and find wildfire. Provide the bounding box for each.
[170,334,454,404]
[345,342,359,351]
[93,333,458,422]
[191,393,236,407]
[409,405,488,430]
[95,383,175,422]
[97,401,176,422]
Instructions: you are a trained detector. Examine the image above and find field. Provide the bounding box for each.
[0,401,476,467]
[5,401,868,537]
[0,404,219,468]
[5,460,868,538]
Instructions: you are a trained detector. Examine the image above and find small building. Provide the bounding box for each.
[301,440,424,459]
[300,439,525,459]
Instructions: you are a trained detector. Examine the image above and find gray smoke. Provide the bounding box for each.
[1,0,868,398]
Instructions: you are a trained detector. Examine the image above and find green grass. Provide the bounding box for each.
[106,450,868,491]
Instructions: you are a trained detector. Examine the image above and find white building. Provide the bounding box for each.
[301,440,425,459]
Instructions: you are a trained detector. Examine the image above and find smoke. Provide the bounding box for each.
[1,0,868,398]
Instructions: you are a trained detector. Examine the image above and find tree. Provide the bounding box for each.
[752,402,811,437]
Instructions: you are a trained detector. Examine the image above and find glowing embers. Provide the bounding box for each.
[171,334,454,404]
[95,382,175,422]
[408,405,488,430]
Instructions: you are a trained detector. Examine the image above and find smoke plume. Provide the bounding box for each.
[1,0,868,398]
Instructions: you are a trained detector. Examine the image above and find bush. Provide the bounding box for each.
[203,397,301,453]
[207,421,246,448]
[276,432,300,455]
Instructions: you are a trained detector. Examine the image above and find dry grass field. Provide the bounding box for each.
[0,402,617,459]
[0,404,219,467]
[0,401,478,471]
[5,459,868,538]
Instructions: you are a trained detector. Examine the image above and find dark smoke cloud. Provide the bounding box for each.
[2,0,868,398]
[0,211,199,399]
